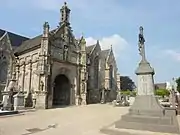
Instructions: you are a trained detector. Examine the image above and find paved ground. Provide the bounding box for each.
[0,104,180,135]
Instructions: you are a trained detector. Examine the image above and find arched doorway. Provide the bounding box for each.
[53,74,71,106]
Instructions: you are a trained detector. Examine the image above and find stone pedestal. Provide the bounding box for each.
[81,94,87,105]
[35,92,47,109]
[13,92,25,111]
[75,95,81,105]
[1,91,12,111]
[115,60,180,134]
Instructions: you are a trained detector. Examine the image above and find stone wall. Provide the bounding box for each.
[18,49,40,93]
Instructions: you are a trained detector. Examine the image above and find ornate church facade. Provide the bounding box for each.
[0,2,120,109]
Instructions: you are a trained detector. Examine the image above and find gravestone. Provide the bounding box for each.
[115,26,180,134]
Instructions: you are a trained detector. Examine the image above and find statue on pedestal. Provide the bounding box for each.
[40,81,44,91]
[63,45,68,60]
[138,26,146,61]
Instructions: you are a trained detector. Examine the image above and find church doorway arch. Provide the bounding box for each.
[53,74,71,106]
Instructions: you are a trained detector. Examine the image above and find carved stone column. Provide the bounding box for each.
[15,64,20,87]
[28,60,32,93]
[24,60,33,107]
[21,61,25,92]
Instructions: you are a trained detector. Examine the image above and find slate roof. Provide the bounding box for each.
[14,29,57,54]
[0,29,29,47]
[86,44,96,54]
[101,49,110,58]
[14,35,42,54]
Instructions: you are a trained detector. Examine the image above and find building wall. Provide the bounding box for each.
[87,44,101,103]
[104,51,118,102]
[17,49,40,93]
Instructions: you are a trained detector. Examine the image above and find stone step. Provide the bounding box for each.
[100,125,179,135]
[121,114,174,125]
[115,119,180,134]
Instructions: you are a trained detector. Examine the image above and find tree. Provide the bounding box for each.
[176,77,180,92]
[120,76,136,91]
[154,89,170,98]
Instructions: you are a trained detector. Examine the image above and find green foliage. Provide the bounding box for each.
[176,77,180,92]
[131,91,137,97]
[121,90,131,95]
[121,90,136,97]
[154,89,170,97]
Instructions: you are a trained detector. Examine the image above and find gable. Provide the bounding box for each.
[86,45,95,54]
[107,51,114,64]
[87,41,101,56]
[0,32,15,63]
[101,49,110,60]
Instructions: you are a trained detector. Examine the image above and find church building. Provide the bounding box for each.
[0,2,120,109]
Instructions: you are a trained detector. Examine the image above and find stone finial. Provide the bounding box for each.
[79,33,86,45]
[97,40,100,45]
[64,1,67,6]
[43,22,50,36]
[43,22,49,29]
[81,37,86,45]
[79,36,86,52]
[60,1,71,26]
[110,45,113,50]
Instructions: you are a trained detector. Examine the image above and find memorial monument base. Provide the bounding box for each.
[115,108,179,134]
[114,79,180,134]
[114,71,180,133]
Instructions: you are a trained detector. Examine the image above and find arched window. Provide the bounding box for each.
[94,56,99,89]
[109,65,113,89]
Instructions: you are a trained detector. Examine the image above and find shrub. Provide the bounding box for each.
[154,89,170,98]
[121,90,136,96]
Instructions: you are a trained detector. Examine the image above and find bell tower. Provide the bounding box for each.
[60,2,71,26]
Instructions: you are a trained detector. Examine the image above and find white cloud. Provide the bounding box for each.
[164,49,180,61]
[85,34,128,58]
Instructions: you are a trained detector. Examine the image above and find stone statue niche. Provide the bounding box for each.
[63,45,68,61]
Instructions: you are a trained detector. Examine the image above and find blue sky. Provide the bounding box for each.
[1,0,180,83]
